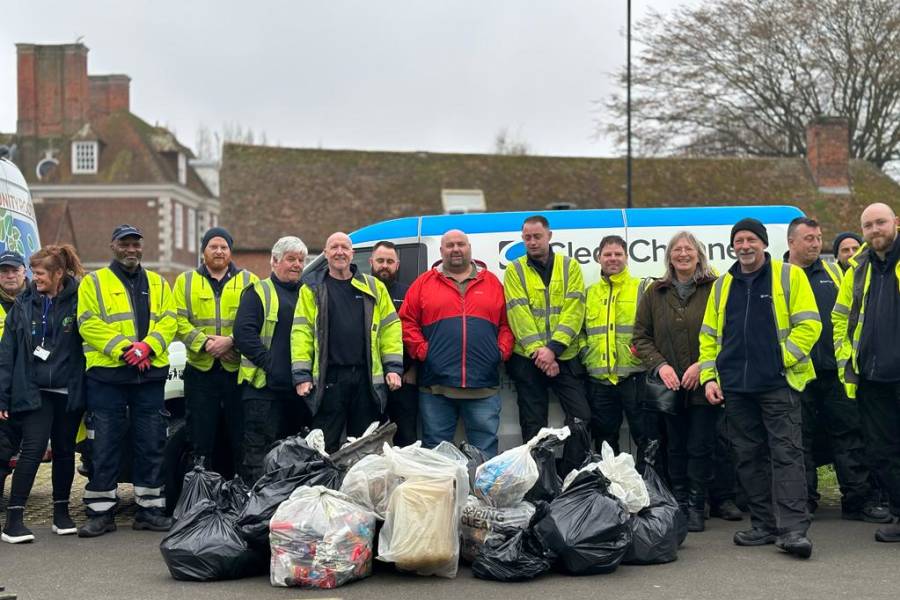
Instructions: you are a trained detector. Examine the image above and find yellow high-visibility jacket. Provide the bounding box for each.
[503,253,585,361]
[77,267,177,369]
[699,259,821,392]
[174,267,257,372]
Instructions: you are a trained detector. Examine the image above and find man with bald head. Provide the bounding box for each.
[400,230,514,457]
[292,232,403,452]
[833,202,900,542]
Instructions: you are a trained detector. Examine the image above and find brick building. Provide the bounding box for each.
[1,43,218,279]
[219,117,900,277]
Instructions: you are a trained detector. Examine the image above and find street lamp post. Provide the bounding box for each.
[626,0,633,209]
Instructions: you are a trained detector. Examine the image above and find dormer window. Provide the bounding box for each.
[72,141,98,174]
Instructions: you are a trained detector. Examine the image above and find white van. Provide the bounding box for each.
[336,205,804,451]
[0,158,41,263]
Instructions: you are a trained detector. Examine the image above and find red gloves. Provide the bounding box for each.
[123,341,152,372]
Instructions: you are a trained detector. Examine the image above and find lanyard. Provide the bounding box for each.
[41,295,53,347]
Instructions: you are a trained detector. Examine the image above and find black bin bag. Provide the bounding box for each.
[472,518,551,582]
[218,475,250,517]
[458,441,486,491]
[624,439,686,565]
[531,470,632,575]
[236,459,343,547]
[160,499,265,581]
[262,431,320,474]
[173,465,224,521]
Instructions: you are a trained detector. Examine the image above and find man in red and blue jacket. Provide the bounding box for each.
[400,229,514,457]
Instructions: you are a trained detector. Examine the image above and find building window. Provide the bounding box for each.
[441,189,486,214]
[71,141,98,174]
[187,207,197,252]
[177,153,187,185]
[174,203,184,250]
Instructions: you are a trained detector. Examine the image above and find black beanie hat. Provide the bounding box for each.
[201,227,234,252]
[832,232,862,259]
[730,218,768,246]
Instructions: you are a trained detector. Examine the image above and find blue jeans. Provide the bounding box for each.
[83,379,167,515]
[419,390,501,458]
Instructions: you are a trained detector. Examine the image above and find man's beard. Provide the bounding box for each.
[374,268,396,283]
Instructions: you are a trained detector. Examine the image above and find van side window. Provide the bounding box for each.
[350,243,426,286]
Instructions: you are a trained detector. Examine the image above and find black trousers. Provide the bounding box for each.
[507,354,592,474]
[587,373,647,457]
[0,417,22,477]
[664,403,719,510]
[710,410,738,505]
[240,385,311,484]
[856,378,900,516]
[184,363,244,478]
[386,381,419,447]
[7,391,81,509]
[801,371,872,512]
[312,366,383,454]
[725,387,809,535]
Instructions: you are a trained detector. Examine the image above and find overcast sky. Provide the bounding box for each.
[1,0,693,158]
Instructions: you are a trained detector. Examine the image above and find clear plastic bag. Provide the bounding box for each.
[459,495,535,562]
[269,486,376,589]
[562,441,649,513]
[377,443,469,578]
[339,454,398,519]
[474,427,570,508]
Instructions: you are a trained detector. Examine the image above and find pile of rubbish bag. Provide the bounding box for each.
[160,424,688,587]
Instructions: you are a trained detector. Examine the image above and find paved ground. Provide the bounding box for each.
[2,464,898,600]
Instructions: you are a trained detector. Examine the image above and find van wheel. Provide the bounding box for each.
[163,417,190,516]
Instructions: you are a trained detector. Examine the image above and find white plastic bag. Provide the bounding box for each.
[562,442,649,513]
[339,454,397,519]
[269,486,376,589]
[474,427,570,508]
[377,443,469,577]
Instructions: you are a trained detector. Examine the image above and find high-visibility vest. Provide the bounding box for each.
[290,272,402,414]
[77,267,176,370]
[832,244,900,398]
[503,253,585,361]
[821,259,844,287]
[0,304,7,340]
[582,268,650,384]
[237,278,279,389]
[698,259,822,392]
[174,268,257,372]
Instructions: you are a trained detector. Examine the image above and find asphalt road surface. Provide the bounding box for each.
[1,506,898,600]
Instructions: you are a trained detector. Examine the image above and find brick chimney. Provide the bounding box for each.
[16,43,90,137]
[806,116,850,194]
[89,75,131,119]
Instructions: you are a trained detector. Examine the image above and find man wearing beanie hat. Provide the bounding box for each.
[173,227,257,477]
[832,232,862,272]
[699,217,821,558]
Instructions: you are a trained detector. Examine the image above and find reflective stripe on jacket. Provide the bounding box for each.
[237,278,277,389]
[582,268,650,384]
[174,268,257,372]
[503,253,585,360]
[77,267,176,370]
[290,269,403,416]
[699,259,821,392]
[832,245,900,398]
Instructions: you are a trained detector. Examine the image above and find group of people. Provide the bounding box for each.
[0,202,898,563]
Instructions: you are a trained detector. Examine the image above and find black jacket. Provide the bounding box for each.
[717,255,786,393]
[803,260,839,372]
[0,276,86,413]
[233,272,301,392]
[858,235,900,382]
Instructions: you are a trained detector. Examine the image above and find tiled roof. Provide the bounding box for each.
[11,111,211,197]
[219,144,900,252]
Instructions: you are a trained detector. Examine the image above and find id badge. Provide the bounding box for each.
[33,345,50,361]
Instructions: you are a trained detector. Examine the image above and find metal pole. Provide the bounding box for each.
[626,0,633,209]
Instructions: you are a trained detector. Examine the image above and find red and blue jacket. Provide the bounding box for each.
[400,261,514,389]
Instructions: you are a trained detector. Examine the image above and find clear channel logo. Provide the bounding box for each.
[497,240,526,269]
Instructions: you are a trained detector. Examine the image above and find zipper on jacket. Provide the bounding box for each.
[543,287,552,341]
[868,270,885,379]
[742,285,751,390]
[461,286,468,387]
[606,281,614,376]
[214,284,223,336]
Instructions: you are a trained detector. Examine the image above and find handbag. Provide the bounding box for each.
[643,369,680,415]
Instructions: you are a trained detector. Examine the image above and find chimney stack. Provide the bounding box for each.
[16,43,90,138]
[89,74,131,119]
[806,116,850,194]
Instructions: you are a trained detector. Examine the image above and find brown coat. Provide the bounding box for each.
[633,275,716,406]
